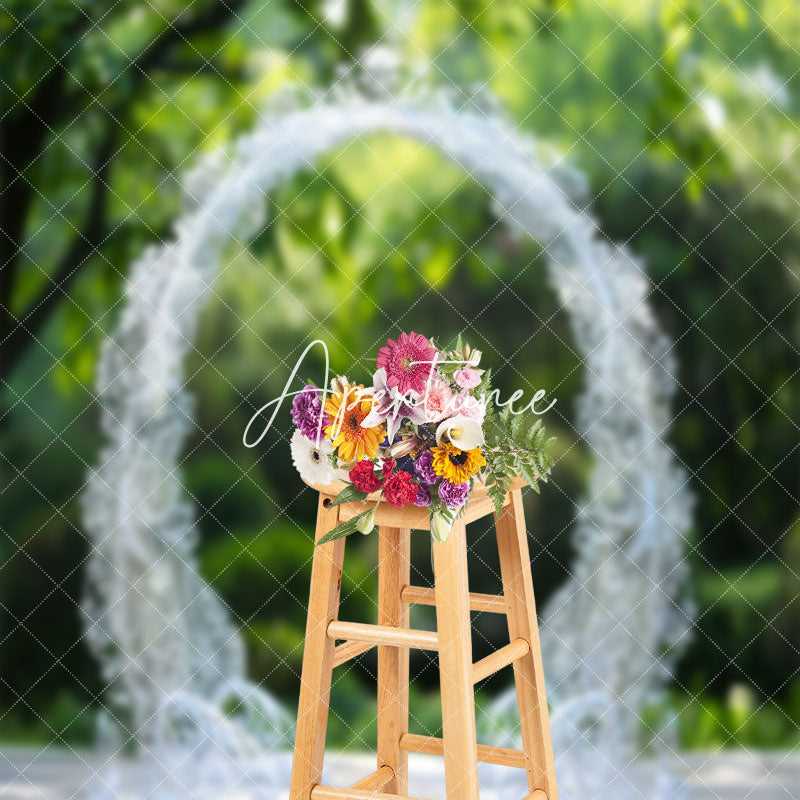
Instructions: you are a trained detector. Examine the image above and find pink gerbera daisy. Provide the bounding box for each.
[376,332,436,395]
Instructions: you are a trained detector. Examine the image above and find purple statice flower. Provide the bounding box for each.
[438,479,470,509]
[291,385,328,441]
[414,449,437,485]
[413,484,432,507]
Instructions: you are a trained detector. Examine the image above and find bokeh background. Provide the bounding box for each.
[2,0,798,759]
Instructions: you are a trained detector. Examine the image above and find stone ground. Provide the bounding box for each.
[0,749,797,799]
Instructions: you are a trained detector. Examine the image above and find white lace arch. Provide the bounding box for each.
[82,86,691,799]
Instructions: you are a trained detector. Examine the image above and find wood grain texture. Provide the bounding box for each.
[311,786,425,800]
[471,637,530,684]
[399,733,527,769]
[400,584,507,614]
[327,620,438,650]
[432,518,480,800]
[317,476,523,530]
[302,474,527,502]
[337,501,430,529]
[377,526,411,794]
[331,640,374,668]
[349,765,394,791]
[289,495,346,800]
[524,792,548,800]
[495,489,558,799]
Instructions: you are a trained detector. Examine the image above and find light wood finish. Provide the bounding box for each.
[472,637,530,684]
[310,787,426,800]
[525,792,548,800]
[349,765,394,791]
[331,640,374,668]
[400,585,507,614]
[303,474,527,503]
[327,620,438,651]
[432,518,480,800]
[462,491,510,524]
[289,495,347,800]
[399,733,527,769]
[308,475,525,530]
[495,489,558,799]
[337,500,430,529]
[290,479,559,800]
[377,526,411,794]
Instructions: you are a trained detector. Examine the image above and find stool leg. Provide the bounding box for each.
[495,489,558,800]
[377,526,410,794]
[433,518,480,800]
[290,495,346,800]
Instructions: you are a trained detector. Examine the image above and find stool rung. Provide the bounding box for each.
[349,765,394,791]
[400,585,507,614]
[332,640,375,668]
[472,637,530,684]
[327,620,438,650]
[399,733,527,769]
[526,792,548,800]
[311,786,427,800]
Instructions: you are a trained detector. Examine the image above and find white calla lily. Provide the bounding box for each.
[435,415,484,450]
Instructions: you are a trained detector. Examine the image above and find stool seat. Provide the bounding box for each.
[301,476,527,529]
[289,480,559,800]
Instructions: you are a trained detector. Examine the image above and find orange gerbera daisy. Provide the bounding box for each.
[324,384,385,463]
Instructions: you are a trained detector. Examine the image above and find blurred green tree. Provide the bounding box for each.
[1,0,798,749]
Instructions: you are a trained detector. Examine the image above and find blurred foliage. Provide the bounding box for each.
[1,0,799,751]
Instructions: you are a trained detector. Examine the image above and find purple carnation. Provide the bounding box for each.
[438,479,470,509]
[414,450,437,485]
[291,385,328,440]
[413,484,432,507]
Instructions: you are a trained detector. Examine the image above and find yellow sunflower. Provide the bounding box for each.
[324,384,384,463]
[431,442,486,484]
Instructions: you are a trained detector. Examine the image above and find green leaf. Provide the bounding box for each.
[330,484,370,506]
[316,510,373,545]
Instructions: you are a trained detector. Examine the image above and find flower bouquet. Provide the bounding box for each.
[290,332,555,544]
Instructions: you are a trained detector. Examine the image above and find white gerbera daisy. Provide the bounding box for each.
[290,429,337,485]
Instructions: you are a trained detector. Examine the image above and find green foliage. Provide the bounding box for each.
[316,507,376,544]
[330,484,370,507]
[2,0,800,751]
[483,407,557,514]
[644,684,800,751]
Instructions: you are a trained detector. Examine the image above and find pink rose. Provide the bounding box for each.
[454,368,482,389]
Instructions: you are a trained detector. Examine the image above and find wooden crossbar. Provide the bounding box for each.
[400,585,507,614]
[525,792,548,800]
[311,786,427,800]
[399,733,527,769]
[349,765,394,791]
[472,637,530,684]
[332,640,374,668]
[327,620,438,651]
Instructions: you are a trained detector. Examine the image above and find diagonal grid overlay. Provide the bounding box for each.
[1,2,798,800]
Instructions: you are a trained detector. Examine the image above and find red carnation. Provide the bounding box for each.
[381,458,396,478]
[349,459,383,493]
[383,470,417,509]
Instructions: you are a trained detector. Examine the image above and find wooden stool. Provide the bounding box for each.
[289,477,558,800]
